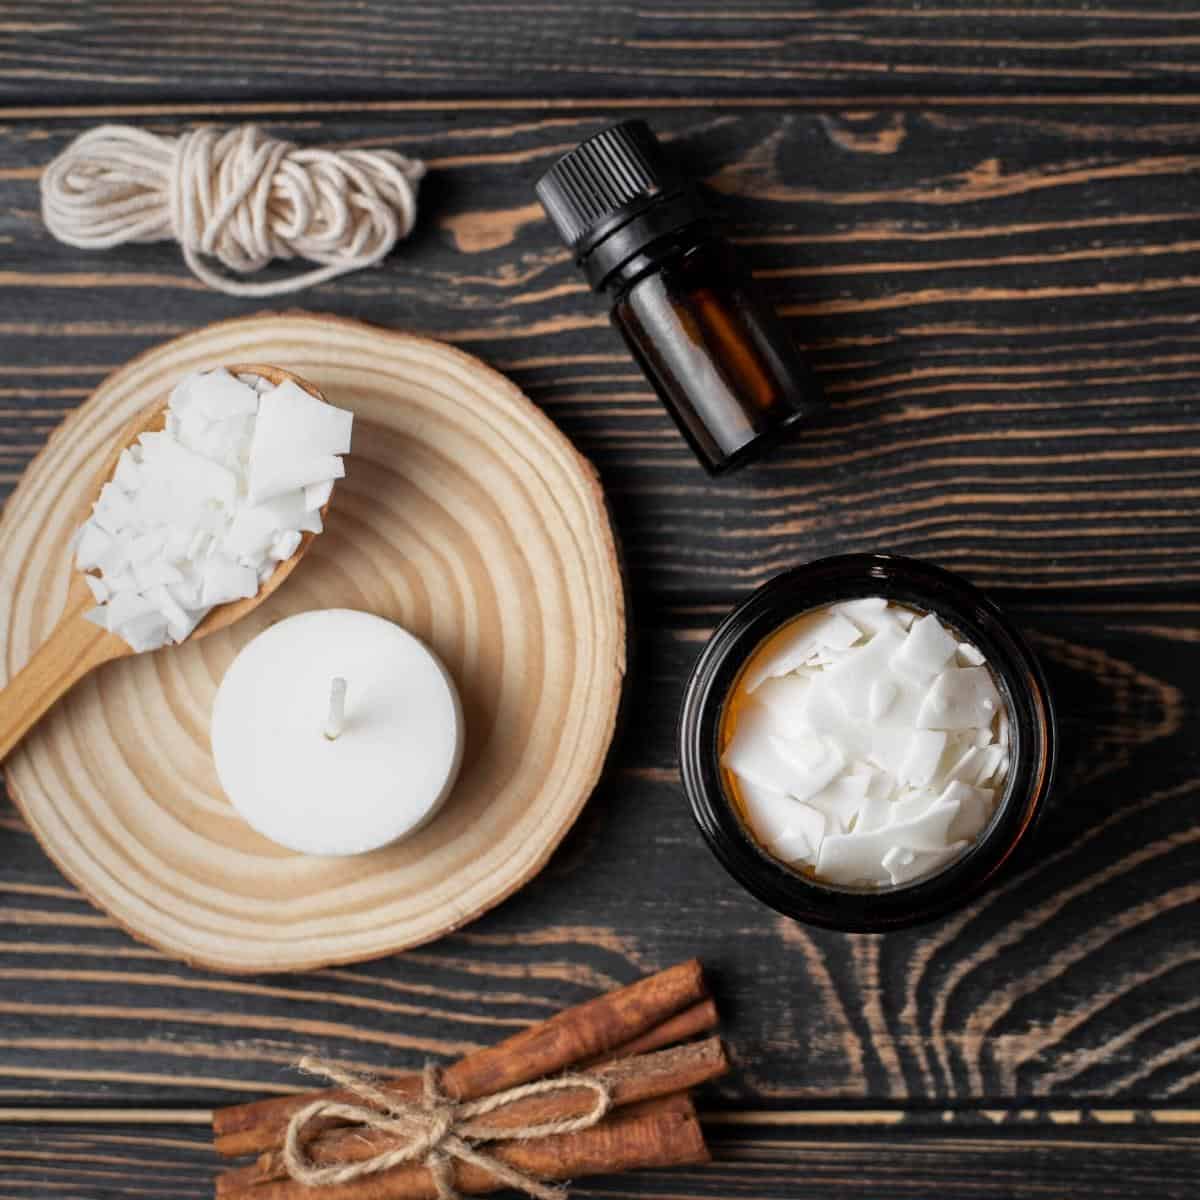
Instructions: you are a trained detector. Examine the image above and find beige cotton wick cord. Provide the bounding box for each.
[40,124,424,297]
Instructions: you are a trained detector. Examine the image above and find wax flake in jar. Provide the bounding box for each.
[719,597,1011,888]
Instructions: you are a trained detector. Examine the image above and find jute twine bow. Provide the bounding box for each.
[283,1057,612,1200]
[40,124,424,297]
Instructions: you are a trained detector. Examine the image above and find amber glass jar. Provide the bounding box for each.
[536,120,825,474]
[678,555,1058,930]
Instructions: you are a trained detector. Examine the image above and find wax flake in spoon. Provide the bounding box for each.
[721,599,1010,887]
[74,367,353,651]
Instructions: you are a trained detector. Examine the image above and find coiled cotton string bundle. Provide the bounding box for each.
[40,124,424,297]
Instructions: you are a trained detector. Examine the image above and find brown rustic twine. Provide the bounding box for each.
[40,124,423,297]
[282,1057,612,1200]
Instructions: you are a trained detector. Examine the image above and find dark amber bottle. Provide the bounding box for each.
[535,120,824,474]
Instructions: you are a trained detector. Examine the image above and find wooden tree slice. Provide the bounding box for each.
[0,314,626,973]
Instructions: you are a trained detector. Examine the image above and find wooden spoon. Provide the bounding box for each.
[0,364,332,762]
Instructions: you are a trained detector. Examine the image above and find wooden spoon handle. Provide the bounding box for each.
[0,599,120,762]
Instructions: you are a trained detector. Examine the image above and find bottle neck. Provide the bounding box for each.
[590,220,718,300]
[576,187,712,291]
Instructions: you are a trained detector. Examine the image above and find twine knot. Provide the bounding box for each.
[282,1057,612,1200]
[40,124,424,297]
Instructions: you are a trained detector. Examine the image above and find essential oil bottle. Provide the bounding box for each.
[535,120,825,474]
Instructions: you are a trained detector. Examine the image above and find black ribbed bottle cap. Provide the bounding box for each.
[536,120,708,289]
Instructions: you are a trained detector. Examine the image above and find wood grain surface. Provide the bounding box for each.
[3,2,1200,104]
[4,1120,1200,1200]
[4,1119,1200,1200]
[1,2,1199,1195]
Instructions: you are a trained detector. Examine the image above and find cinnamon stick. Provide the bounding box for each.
[217,1037,728,1196]
[585,997,718,1066]
[216,1094,707,1200]
[213,959,706,1159]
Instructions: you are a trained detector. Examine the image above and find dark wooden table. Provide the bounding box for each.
[2,3,1200,1196]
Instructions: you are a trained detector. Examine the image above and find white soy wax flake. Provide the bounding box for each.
[258,487,322,533]
[868,678,898,721]
[973,744,1008,786]
[772,734,846,803]
[916,666,1002,731]
[941,780,995,843]
[752,674,813,736]
[863,766,894,802]
[271,529,303,561]
[800,676,869,755]
[806,772,872,834]
[247,453,345,505]
[892,613,960,684]
[817,797,960,886]
[945,745,984,785]
[112,449,141,492]
[881,845,916,876]
[724,597,1011,888]
[867,724,909,777]
[105,589,156,629]
[899,729,948,788]
[74,367,352,652]
[825,792,955,859]
[957,641,986,667]
[306,479,335,511]
[721,703,806,795]
[740,610,862,693]
[837,596,886,618]
[120,611,170,653]
[883,841,968,887]
[200,557,259,606]
[853,793,893,835]
[83,574,108,604]
[834,596,906,637]
[75,524,112,571]
[133,560,184,591]
[92,482,138,533]
[246,379,353,502]
[737,780,827,864]
[224,505,280,560]
[184,366,259,420]
[826,627,905,718]
[888,788,938,826]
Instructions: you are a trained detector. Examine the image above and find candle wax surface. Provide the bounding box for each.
[211,609,464,856]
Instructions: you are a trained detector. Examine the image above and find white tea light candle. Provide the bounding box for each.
[211,610,464,856]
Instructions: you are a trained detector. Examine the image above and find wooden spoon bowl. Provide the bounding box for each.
[0,363,331,761]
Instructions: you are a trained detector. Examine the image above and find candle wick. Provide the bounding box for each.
[324,677,347,740]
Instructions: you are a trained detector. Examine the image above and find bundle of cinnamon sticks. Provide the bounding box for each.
[212,960,726,1200]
